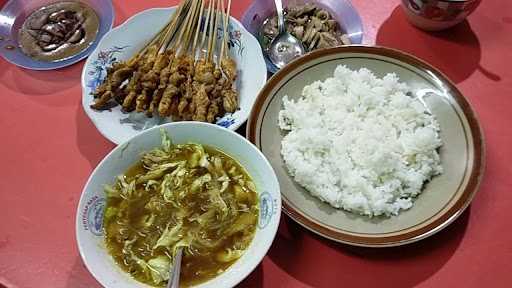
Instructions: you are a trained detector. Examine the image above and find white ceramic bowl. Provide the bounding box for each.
[76,122,281,287]
[82,7,268,144]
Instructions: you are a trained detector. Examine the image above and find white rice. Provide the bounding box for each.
[278,65,443,217]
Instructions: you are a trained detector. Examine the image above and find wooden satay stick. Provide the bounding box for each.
[200,0,214,59]
[191,0,206,60]
[156,3,185,52]
[220,0,230,61]
[127,25,169,66]
[206,0,217,61]
[163,0,194,52]
[174,0,198,56]
[208,0,220,63]
[158,0,192,54]
[127,0,190,66]
[221,0,232,60]
[182,0,201,54]
[167,0,190,52]
[180,0,196,53]
[185,0,202,46]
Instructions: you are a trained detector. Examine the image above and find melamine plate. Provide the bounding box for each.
[247,46,485,247]
[82,7,267,144]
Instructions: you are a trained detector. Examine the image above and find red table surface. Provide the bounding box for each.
[1,0,511,287]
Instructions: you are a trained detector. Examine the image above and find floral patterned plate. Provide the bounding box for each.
[81,7,267,144]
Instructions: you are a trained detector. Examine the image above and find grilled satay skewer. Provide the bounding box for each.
[205,0,227,122]
[158,0,199,117]
[192,0,221,122]
[177,0,204,119]
[135,3,188,113]
[145,1,193,116]
[191,0,206,61]
[91,1,189,110]
[187,0,207,116]
[219,0,238,113]
[208,0,220,64]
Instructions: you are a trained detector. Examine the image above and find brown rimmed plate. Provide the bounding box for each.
[247,46,485,247]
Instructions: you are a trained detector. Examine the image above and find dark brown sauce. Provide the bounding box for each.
[104,146,258,287]
[18,1,100,62]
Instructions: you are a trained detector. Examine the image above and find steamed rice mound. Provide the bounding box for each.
[278,65,443,217]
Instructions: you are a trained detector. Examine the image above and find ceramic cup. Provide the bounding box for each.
[401,0,481,31]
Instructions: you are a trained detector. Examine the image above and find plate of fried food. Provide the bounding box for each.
[82,0,267,144]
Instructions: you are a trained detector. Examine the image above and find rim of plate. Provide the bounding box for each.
[247,45,485,247]
[76,121,282,288]
[81,7,267,144]
[0,0,115,70]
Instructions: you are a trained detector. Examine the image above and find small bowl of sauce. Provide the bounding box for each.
[0,0,114,70]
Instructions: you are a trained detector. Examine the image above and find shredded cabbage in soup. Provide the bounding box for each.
[103,130,259,287]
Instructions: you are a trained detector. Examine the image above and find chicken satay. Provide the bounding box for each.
[157,53,186,117]
[213,67,222,80]
[194,59,216,94]
[164,55,192,118]
[206,97,221,123]
[135,90,149,112]
[176,55,196,117]
[147,51,175,117]
[90,91,114,110]
[110,67,133,88]
[177,80,190,115]
[141,46,159,73]
[222,88,238,113]
[221,57,237,82]
[136,71,159,112]
[194,59,215,84]
[168,56,188,87]
[113,88,128,105]
[134,49,163,112]
[219,57,238,113]
[169,94,181,118]
[158,84,179,117]
[93,62,127,98]
[122,71,141,111]
[192,84,210,122]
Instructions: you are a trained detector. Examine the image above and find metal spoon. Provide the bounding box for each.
[166,248,183,288]
[267,0,305,69]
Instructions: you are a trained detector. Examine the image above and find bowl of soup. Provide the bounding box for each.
[76,122,281,287]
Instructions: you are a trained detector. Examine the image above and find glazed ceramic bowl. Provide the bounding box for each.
[76,122,281,287]
[241,0,363,73]
[402,0,481,31]
[0,0,114,70]
[82,7,267,144]
[247,45,485,247]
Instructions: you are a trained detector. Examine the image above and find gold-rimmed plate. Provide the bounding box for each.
[247,46,485,247]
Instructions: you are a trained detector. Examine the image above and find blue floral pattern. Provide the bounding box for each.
[258,192,274,229]
[218,22,245,57]
[86,45,129,92]
[216,116,236,128]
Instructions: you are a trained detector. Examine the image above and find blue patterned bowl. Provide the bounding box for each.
[0,0,114,70]
[241,0,364,73]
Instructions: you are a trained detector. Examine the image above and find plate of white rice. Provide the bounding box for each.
[247,46,485,247]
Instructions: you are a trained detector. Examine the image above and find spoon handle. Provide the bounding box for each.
[167,248,183,288]
[274,0,285,34]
